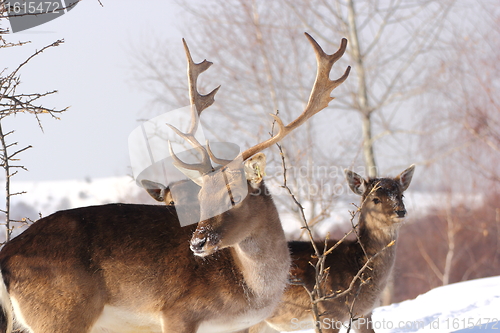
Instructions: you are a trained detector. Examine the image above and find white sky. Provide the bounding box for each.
[1,0,184,181]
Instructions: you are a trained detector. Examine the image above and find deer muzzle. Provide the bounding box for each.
[190,237,207,255]
[190,226,220,257]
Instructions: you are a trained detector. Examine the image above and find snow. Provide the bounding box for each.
[7,176,143,218]
[293,276,500,333]
[374,276,500,332]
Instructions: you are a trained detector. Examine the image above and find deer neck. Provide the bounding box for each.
[357,212,399,276]
[231,186,290,307]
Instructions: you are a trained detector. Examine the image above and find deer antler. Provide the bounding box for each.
[241,33,351,161]
[167,39,220,174]
[205,141,233,166]
[183,38,220,117]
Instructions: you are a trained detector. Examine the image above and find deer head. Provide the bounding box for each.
[144,34,350,257]
[345,165,415,233]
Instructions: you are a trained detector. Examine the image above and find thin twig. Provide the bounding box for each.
[272,110,326,333]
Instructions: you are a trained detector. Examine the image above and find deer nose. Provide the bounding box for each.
[396,209,406,218]
[190,237,207,254]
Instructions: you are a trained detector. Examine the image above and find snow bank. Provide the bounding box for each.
[373,276,500,333]
[294,276,500,333]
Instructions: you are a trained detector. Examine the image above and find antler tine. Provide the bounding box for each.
[168,139,211,172]
[183,39,233,167]
[166,122,212,173]
[241,33,351,161]
[183,38,221,119]
[206,141,233,166]
[300,33,350,123]
[166,39,220,175]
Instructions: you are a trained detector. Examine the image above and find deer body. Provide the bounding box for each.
[0,180,288,333]
[251,166,415,333]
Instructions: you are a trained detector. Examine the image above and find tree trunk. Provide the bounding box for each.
[361,112,377,178]
[346,0,377,178]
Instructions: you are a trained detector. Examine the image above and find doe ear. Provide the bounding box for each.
[344,169,367,196]
[141,180,169,203]
[244,153,266,189]
[395,164,415,192]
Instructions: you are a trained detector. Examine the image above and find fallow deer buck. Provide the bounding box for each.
[0,33,350,333]
[250,165,415,333]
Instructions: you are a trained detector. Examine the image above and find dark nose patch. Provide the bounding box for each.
[396,210,406,218]
[190,237,207,253]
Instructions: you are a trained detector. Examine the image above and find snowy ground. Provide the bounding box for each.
[293,276,500,333]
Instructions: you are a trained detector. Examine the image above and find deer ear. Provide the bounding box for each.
[396,164,415,192]
[141,180,169,202]
[344,169,366,196]
[244,153,266,189]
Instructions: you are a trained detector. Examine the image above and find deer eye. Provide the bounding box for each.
[372,198,381,204]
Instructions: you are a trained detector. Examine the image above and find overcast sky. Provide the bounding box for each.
[1,0,184,181]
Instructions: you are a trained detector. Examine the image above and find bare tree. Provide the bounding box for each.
[0,15,67,244]
[401,3,500,300]
[284,0,456,177]
[417,2,500,189]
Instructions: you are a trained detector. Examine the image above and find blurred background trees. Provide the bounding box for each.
[134,0,500,304]
[395,2,500,302]
[134,0,457,232]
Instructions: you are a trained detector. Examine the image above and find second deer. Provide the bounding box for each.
[250,165,415,333]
